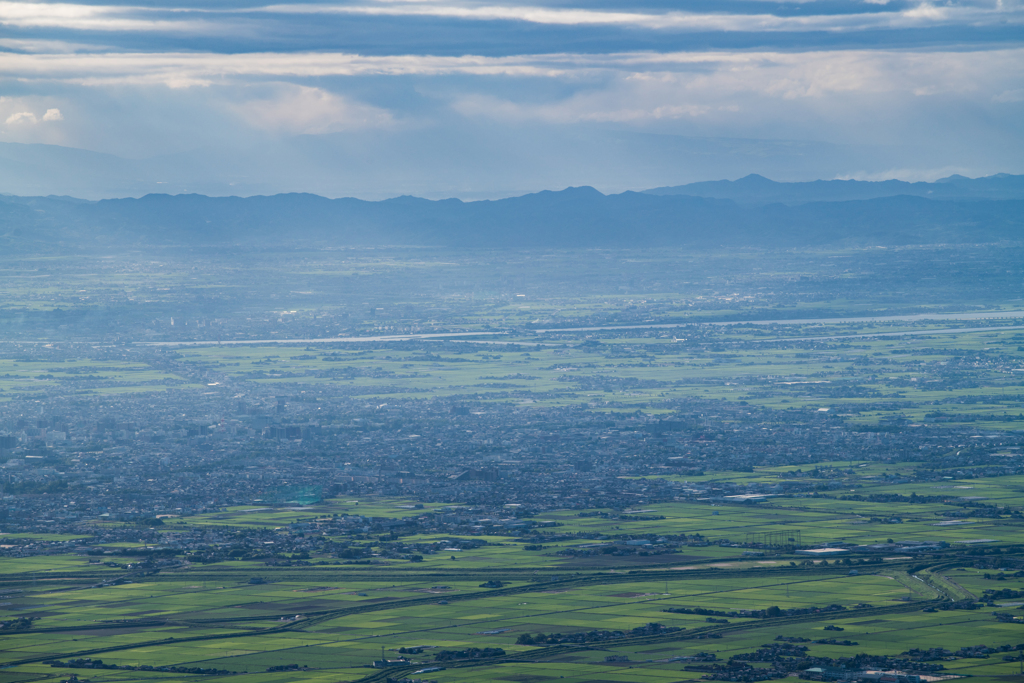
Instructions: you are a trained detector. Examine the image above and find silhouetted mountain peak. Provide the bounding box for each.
[644,173,1024,204]
[527,186,605,199]
[733,174,776,186]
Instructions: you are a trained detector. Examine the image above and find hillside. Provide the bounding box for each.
[1,187,1021,253]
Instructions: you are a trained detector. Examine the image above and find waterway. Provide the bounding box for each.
[535,310,1024,334]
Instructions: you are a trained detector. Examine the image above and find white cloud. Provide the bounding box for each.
[0,1,206,32]
[0,0,1015,41]
[902,3,948,20]
[451,90,721,123]
[258,1,1024,32]
[443,48,1024,126]
[0,38,109,53]
[0,51,570,86]
[3,0,1016,37]
[3,47,1022,90]
[230,85,392,134]
[5,111,37,124]
[2,107,63,125]
[0,47,1020,173]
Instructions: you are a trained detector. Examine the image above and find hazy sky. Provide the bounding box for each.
[1,0,1023,197]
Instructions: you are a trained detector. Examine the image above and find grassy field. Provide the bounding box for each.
[6,318,1020,429]
[4,466,1024,683]
[0,357,193,397]
[3,561,1021,683]
[6,285,1024,430]
[163,467,1024,556]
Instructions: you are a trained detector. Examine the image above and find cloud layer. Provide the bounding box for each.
[0,0,1021,197]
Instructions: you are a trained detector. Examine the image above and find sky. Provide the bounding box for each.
[1,0,1023,198]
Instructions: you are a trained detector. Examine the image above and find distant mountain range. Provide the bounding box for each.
[1,176,1022,253]
[0,137,970,201]
[645,173,1024,204]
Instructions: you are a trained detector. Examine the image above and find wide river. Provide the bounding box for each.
[534,310,1024,333]
[132,311,1024,346]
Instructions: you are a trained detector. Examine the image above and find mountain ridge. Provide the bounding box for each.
[1,186,1022,253]
[643,173,1024,204]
